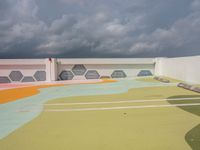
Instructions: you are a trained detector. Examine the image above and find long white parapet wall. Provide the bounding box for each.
[0,56,200,84]
[155,56,200,84]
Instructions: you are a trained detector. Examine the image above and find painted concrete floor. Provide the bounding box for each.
[0,77,200,150]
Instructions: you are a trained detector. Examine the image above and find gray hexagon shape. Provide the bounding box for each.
[59,70,74,80]
[137,70,153,77]
[9,71,23,81]
[22,76,35,82]
[34,71,46,81]
[111,70,127,78]
[85,70,100,79]
[0,76,11,83]
[72,64,87,75]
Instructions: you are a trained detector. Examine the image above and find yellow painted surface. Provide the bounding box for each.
[47,86,200,104]
[0,86,200,150]
[0,107,199,150]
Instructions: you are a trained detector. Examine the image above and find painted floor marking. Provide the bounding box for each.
[44,103,200,112]
[18,102,200,112]
[43,97,200,106]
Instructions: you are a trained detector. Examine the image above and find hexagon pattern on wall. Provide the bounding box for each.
[0,76,11,83]
[137,70,153,76]
[0,67,154,83]
[34,71,46,81]
[85,70,100,79]
[72,64,87,75]
[9,71,23,81]
[111,70,127,78]
[22,76,35,82]
[59,70,74,80]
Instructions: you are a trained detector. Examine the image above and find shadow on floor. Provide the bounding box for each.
[167,95,200,150]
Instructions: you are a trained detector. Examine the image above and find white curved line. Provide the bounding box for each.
[18,102,200,112]
[44,103,200,112]
[44,97,200,106]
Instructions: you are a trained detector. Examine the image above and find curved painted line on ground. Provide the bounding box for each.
[43,97,200,106]
[0,79,169,139]
[19,103,200,112]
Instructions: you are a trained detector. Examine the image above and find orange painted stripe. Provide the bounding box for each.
[0,84,63,104]
[99,79,117,83]
[0,79,116,104]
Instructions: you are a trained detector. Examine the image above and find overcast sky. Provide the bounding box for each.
[0,0,200,58]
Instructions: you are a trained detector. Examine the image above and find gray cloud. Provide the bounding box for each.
[0,0,200,58]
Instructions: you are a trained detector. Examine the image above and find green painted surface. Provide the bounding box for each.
[167,95,200,150]
[0,86,200,150]
[185,124,200,150]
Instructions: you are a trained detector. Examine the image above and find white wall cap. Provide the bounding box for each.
[57,58,155,65]
[0,59,46,65]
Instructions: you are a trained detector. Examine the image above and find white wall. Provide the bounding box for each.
[0,59,49,83]
[57,58,155,80]
[0,58,155,83]
[57,63,155,80]
[1,56,200,83]
[155,56,200,84]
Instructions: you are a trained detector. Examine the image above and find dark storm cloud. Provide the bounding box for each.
[0,0,200,58]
